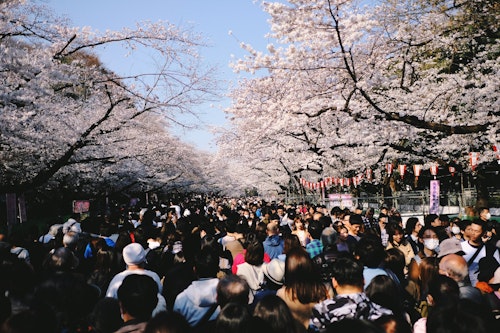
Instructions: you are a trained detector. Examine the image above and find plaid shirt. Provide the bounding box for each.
[306,239,323,259]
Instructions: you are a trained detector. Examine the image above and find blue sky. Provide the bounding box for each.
[47,0,271,151]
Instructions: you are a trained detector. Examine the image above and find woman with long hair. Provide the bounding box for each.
[276,247,327,329]
[278,233,303,261]
[253,294,303,333]
[291,216,310,248]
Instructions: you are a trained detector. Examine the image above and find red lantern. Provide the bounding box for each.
[469,152,479,171]
[366,168,373,181]
[398,165,407,179]
[386,163,393,175]
[430,165,438,176]
[413,165,422,177]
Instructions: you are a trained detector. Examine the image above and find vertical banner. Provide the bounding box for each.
[429,180,440,214]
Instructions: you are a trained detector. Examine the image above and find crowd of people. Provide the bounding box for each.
[0,197,499,333]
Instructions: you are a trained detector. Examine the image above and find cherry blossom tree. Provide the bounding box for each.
[221,0,499,197]
[0,0,218,197]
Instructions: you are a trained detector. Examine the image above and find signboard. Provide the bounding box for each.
[328,194,354,208]
[73,200,90,214]
[429,180,440,214]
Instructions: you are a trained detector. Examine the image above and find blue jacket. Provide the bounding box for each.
[263,235,284,259]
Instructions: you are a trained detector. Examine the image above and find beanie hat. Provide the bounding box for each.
[123,243,146,266]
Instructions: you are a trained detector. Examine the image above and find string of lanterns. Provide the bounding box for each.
[299,150,497,190]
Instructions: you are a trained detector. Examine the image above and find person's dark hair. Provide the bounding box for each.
[427,274,459,306]
[194,247,219,278]
[282,234,302,255]
[470,219,485,233]
[478,207,489,216]
[366,275,404,316]
[284,248,326,304]
[350,214,363,226]
[330,206,342,217]
[387,224,407,245]
[308,220,323,240]
[245,241,264,266]
[145,311,191,333]
[424,214,439,227]
[405,217,419,236]
[374,315,411,333]
[319,215,333,230]
[253,295,300,333]
[255,222,268,243]
[94,246,117,274]
[269,214,280,222]
[88,297,122,333]
[33,272,99,333]
[439,214,449,223]
[418,257,439,300]
[354,236,387,268]
[215,302,252,333]
[383,248,406,286]
[427,299,495,333]
[217,274,250,308]
[0,308,57,333]
[200,234,224,257]
[389,215,402,225]
[43,247,79,272]
[225,219,238,233]
[331,257,364,288]
[114,231,133,252]
[117,274,158,322]
[417,225,438,239]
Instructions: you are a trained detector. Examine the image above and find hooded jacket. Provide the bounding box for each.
[263,235,284,259]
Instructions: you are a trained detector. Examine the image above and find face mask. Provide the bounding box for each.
[451,226,461,235]
[148,241,161,250]
[485,213,491,220]
[424,239,439,251]
[244,214,250,219]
